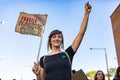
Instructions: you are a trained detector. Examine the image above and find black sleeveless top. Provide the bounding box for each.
[40,46,75,80]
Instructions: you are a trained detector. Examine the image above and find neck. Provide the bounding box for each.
[50,47,61,55]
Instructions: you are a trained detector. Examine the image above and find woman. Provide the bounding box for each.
[32,2,92,80]
[113,66,120,80]
[94,70,105,80]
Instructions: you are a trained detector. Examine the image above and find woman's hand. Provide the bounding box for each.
[85,2,92,14]
[32,62,41,76]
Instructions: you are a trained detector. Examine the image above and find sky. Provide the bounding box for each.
[0,0,120,80]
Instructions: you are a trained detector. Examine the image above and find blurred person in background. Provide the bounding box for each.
[113,66,120,80]
[94,70,105,80]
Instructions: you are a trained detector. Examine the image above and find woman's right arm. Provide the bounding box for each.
[40,67,46,80]
[32,62,45,80]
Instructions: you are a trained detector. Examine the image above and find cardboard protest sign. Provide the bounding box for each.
[72,69,88,80]
[15,12,47,37]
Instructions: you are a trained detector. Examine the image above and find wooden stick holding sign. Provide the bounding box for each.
[15,12,48,61]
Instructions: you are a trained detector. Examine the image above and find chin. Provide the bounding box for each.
[54,45,61,48]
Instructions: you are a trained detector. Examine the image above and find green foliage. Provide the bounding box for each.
[109,67,116,76]
[86,70,96,79]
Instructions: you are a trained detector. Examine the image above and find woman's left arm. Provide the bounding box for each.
[71,2,92,52]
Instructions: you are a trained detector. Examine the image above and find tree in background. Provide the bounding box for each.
[86,70,96,80]
[109,67,116,77]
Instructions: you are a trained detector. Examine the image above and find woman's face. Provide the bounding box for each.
[50,34,62,48]
[96,71,104,80]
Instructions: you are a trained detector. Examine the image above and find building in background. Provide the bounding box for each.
[110,4,120,66]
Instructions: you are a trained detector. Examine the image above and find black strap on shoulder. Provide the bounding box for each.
[64,52,71,66]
